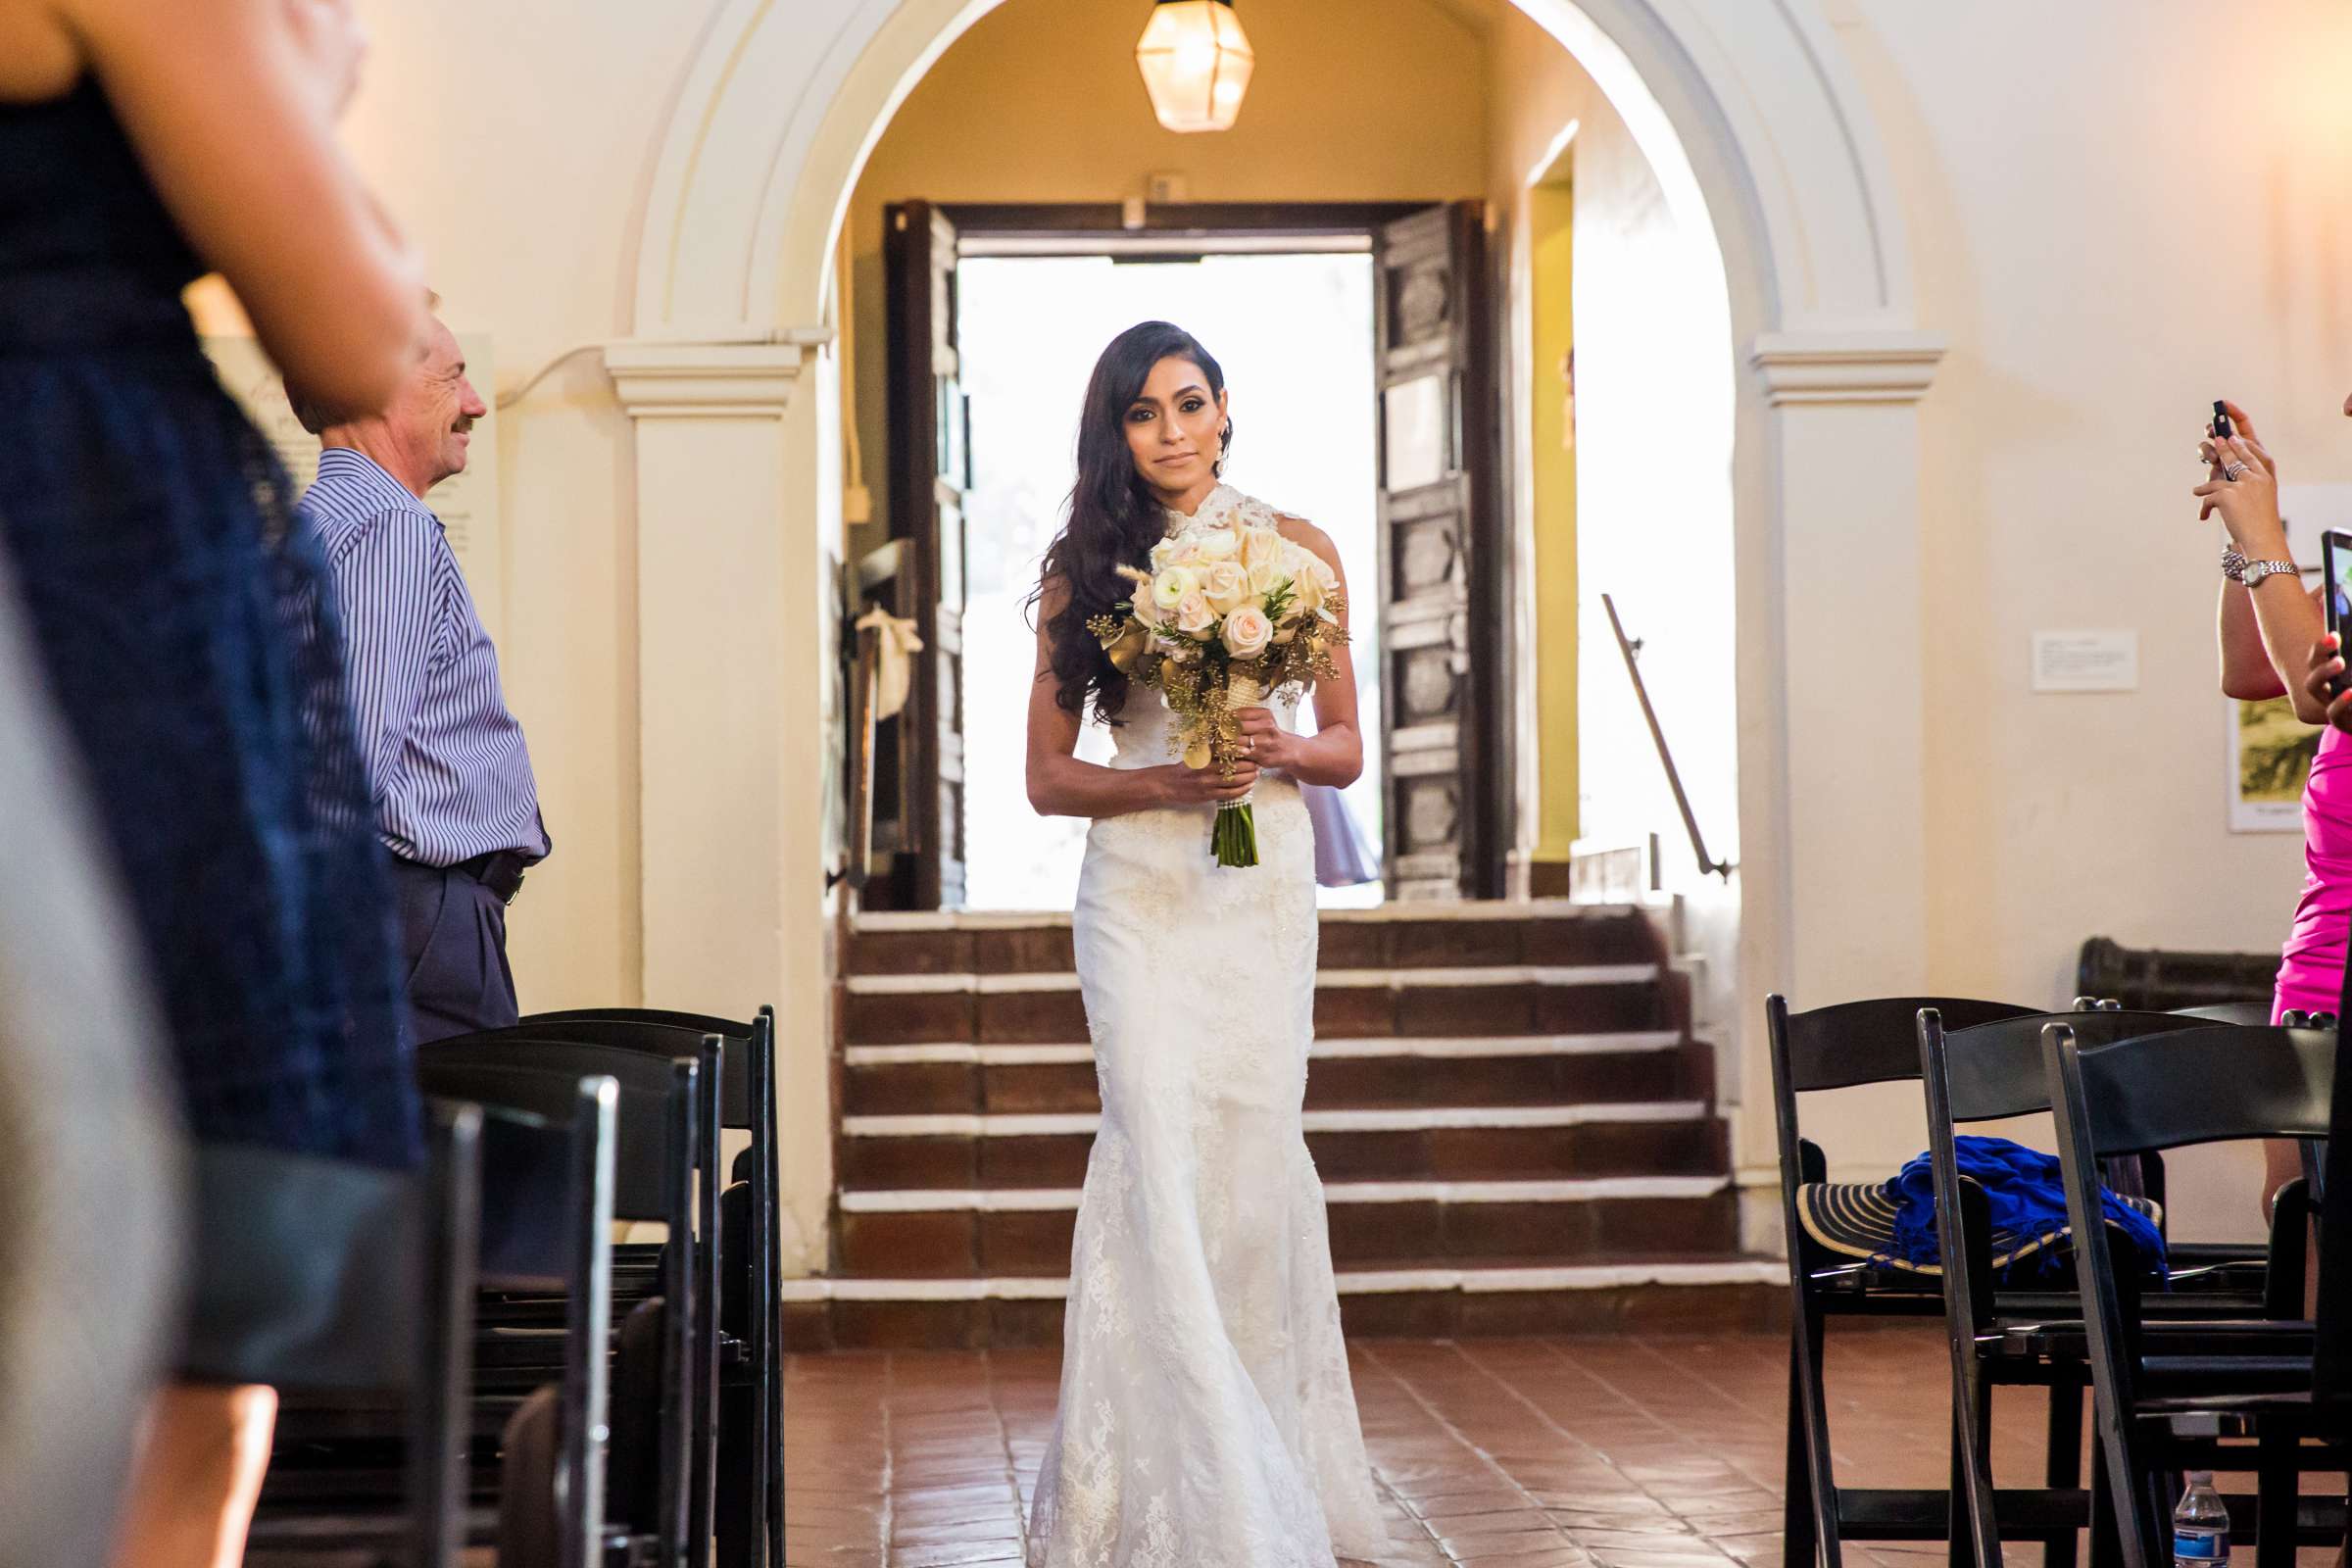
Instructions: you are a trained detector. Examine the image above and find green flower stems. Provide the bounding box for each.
[1211,801,1259,867]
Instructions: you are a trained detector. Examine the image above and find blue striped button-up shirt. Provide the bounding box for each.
[301,448,550,868]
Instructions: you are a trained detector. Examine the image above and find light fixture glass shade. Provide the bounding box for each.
[1136,0,1255,134]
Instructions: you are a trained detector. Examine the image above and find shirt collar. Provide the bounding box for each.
[316,446,436,523]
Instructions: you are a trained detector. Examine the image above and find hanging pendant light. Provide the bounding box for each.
[1136,0,1255,134]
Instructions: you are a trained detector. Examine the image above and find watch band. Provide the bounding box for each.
[2241,559,2298,589]
[2222,544,2249,584]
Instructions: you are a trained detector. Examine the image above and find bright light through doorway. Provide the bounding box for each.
[957,251,1385,911]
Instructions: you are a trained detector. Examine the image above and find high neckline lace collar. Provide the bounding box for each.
[1162,482,1245,536]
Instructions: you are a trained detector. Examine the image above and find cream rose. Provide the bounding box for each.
[1173,589,1214,638]
[1193,525,1240,562]
[1295,552,1338,619]
[1151,566,1196,614]
[1200,560,1250,615]
[1221,604,1273,660]
[1240,525,1285,571]
[1247,558,1283,598]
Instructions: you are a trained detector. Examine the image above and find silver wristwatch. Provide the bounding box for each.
[2240,558,2299,590]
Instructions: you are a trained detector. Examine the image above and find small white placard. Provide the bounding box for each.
[2032,630,2139,693]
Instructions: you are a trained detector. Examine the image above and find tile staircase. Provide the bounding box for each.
[782,902,1782,1349]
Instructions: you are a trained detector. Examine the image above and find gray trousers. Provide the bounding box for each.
[390,858,519,1044]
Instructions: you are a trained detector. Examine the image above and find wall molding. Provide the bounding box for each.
[601,331,831,416]
[1748,329,1947,406]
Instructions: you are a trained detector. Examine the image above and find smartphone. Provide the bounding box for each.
[2212,400,2234,440]
[2326,529,2352,697]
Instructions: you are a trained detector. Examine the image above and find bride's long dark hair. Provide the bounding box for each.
[1031,320,1234,721]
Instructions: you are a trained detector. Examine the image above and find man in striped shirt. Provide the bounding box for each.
[293,312,550,1043]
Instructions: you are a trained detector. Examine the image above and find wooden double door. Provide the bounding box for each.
[862,200,1509,908]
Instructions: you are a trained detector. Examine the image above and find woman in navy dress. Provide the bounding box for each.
[0,0,426,1560]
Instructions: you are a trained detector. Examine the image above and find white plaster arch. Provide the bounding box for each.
[612,0,1949,1266]
[631,0,1919,341]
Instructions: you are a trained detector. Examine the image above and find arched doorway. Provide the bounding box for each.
[608,0,1944,1271]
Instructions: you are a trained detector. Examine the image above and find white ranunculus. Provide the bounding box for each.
[1152,566,1196,613]
[1200,560,1250,616]
[1173,589,1214,638]
[1221,604,1273,660]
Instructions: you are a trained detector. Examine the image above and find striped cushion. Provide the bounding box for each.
[1795,1178,2162,1275]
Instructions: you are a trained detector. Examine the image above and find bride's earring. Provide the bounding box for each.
[1214,418,1233,477]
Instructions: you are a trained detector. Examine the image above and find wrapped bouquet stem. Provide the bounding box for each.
[1091,508,1349,870]
[1207,673,1262,868]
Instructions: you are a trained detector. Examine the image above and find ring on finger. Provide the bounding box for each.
[2224,463,2248,481]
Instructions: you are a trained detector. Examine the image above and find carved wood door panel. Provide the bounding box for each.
[880,201,968,908]
[1373,201,1507,900]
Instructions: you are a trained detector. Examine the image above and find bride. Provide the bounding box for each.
[1021,320,1386,1567]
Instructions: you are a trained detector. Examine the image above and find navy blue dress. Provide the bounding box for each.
[0,79,417,1167]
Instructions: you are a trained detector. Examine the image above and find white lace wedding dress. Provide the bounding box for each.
[1025,487,1386,1568]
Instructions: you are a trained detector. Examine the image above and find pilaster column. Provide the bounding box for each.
[605,334,833,1271]
[1733,328,1945,1201]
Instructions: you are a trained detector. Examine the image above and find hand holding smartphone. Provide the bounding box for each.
[2325,529,2352,699]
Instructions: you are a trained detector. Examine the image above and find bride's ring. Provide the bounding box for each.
[2223,462,2248,481]
[1244,737,1255,756]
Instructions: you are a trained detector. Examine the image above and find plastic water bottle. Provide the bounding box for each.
[2173,1472,2230,1562]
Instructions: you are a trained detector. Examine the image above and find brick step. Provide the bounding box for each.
[840,1033,1703,1117]
[834,1178,1737,1277]
[835,1105,1729,1191]
[847,902,1661,978]
[779,1256,1787,1350]
[843,967,1666,1046]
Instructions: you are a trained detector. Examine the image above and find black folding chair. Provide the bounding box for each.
[207,1108,480,1568]
[417,1037,708,1568]
[2045,1019,2352,1568]
[1917,1006,2286,1568]
[414,1069,619,1568]
[1768,993,2040,1568]
[521,1004,782,1568]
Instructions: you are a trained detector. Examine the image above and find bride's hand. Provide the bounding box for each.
[1151,760,1259,807]
[1234,707,1303,771]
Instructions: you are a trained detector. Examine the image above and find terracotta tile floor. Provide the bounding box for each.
[781,1325,2329,1567]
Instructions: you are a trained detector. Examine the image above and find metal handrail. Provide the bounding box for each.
[842,622,881,894]
[1600,592,1732,881]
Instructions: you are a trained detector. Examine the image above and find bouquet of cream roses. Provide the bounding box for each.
[1088,515,1349,867]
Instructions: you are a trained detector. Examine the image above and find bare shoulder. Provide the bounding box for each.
[1274,514,1345,575]
[0,0,81,101]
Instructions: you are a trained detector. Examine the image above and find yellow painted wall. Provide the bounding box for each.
[839,0,1493,548]
[1528,180,1577,860]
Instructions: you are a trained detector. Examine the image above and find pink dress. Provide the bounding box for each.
[2275,724,2352,1020]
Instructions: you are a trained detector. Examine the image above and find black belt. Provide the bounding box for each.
[453,850,531,906]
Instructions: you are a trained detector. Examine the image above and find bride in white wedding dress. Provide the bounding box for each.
[1021,321,1386,1568]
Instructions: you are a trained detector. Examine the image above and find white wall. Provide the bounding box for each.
[296,0,2352,1257]
[1826,0,2352,1238]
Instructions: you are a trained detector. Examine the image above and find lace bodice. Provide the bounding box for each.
[1162,480,1280,538]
